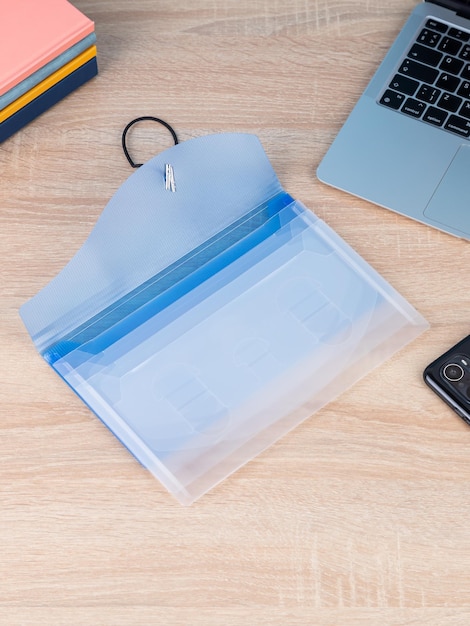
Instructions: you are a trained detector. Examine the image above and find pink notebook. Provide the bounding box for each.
[0,0,94,96]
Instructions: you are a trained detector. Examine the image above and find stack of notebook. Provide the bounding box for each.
[0,0,97,143]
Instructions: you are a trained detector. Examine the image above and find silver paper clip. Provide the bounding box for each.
[165,163,176,192]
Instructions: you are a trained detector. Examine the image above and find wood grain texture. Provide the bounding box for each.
[2,1,470,623]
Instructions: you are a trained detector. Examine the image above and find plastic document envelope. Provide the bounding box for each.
[20,133,428,505]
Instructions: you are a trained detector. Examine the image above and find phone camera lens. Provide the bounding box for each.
[443,363,464,381]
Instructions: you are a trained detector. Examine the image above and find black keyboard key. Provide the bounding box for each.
[449,28,470,42]
[439,55,464,74]
[458,80,470,98]
[425,19,447,33]
[417,28,441,47]
[380,90,406,110]
[459,100,470,119]
[401,97,426,118]
[423,106,447,126]
[444,114,470,136]
[436,72,460,92]
[460,45,470,60]
[408,43,442,66]
[389,74,419,96]
[438,36,462,55]
[461,63,470,80]
[416,84,441,103]
[377,18,470,140]
[399,58,439,83]
[438,91,463,112]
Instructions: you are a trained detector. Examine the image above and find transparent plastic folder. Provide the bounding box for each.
[20,133,428,505]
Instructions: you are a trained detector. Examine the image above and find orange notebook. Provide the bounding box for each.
[0,0,94,97]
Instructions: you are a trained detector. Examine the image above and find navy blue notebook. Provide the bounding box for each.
[0,57,98,143]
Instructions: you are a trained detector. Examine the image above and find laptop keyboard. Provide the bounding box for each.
[379,18,470,137]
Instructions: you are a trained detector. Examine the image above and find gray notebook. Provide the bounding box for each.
[318,1,470,241]
[0,32,96,110]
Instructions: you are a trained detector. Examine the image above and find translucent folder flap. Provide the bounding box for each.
[20,133,428,505]
[20,133,284,353]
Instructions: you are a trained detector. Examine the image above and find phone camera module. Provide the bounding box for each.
[443,363,465,381]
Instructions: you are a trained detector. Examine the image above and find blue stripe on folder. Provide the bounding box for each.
[43,191,297,365]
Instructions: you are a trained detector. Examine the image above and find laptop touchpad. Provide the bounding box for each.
[424,144,470,237]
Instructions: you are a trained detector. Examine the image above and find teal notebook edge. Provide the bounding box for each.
[0,32,97,111]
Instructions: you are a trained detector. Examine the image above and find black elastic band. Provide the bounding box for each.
[121,116,179,168]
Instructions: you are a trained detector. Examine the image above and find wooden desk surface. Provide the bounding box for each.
[2,1,470,623]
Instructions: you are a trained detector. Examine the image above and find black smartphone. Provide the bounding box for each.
[424,334,470,426]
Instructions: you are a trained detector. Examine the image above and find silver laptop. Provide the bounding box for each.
[317,0,470,240]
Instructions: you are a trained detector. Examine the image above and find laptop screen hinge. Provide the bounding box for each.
[426,0,470,20]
